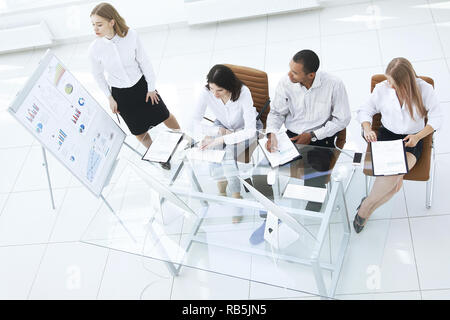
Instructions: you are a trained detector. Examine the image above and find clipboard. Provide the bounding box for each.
[142,131,184,164]
[370,139,409,176]
[258,132,302,168]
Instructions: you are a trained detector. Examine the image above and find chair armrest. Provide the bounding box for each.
[256,99,271,121]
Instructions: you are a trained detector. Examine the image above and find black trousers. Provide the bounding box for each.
[286,130,337,212]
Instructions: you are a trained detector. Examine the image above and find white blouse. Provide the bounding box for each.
[266,71,351,140]
[88,29,156,98]
[190,85,257,145]
[357,79,442,134]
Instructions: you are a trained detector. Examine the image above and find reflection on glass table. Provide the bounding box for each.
[82,127,394,300]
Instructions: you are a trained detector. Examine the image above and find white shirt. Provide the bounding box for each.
[357,79,442,134]
[190,85,257,145]
[88,29,156,98]
[266,71,351,141]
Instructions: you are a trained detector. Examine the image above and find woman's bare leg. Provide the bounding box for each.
[135,132,152,149]
[163,113,180,130]
[358,152,417,220]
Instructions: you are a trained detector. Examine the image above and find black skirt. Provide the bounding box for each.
[378,126,423,161]
[111,76,170,135]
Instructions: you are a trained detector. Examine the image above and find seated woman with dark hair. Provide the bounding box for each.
[190,64,262,149]
[355,57,443,233]
[189,64,262,222]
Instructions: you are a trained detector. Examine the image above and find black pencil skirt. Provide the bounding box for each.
[378,126,423,161]
[111,76,170,135]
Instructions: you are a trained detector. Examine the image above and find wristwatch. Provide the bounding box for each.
[310,131,318,142]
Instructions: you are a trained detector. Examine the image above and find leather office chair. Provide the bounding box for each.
[224,64,271,128]
[363,74,435,208]
[213,64,271,163]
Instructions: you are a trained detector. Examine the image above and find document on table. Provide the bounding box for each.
[283,184,328,203]
[370,139,408,176]
[186,147,225,163]
[142,131,183,163]
[258,132,301,168]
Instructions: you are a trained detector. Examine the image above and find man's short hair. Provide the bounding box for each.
[293,50,320,74]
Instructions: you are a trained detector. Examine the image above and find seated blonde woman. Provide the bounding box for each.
[355,57,443,233]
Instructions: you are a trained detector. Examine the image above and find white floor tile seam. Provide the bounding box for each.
[318,6,323,56]
[333,57,450,72]
[152,26,171,80]
[261,294,322,300]
[262,15,269,73]
[25,241,51,299]
[2,182,120,198]
[0,145,33,217]
[266,34,324,46]
[335,289,423,299]
[421,288,450,294]
[95,248,112,300]
[0,145,35,151]
[373,3,387,73]
[406,222,423,300]
[208,42,269,57]
[428,1,450,82]
[326,63,385,74]
[208,22,219,66]
[317,20,442,39]
[37,186,71,246]
[0,240,83,249]
[5,186,80,195]
[0,194,10,216]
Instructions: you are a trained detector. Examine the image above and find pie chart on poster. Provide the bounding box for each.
[65,84,73,94]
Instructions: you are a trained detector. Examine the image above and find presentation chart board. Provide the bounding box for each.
[8,50,126,197]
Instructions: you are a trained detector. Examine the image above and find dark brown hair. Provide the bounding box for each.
[91,2,129,37]
[205,65,243,102]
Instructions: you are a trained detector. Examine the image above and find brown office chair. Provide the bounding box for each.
[363,74,435,208]
[224,64,271,128]
[205,64,270,163]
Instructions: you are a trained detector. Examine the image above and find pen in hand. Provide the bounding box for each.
[184,141,199,150]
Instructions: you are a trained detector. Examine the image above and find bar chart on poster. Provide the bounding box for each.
[8,50,126,197]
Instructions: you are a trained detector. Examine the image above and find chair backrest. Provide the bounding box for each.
[224,64,271,128]
[368,74,434,181]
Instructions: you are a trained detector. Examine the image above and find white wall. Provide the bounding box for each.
[0,0,187,44]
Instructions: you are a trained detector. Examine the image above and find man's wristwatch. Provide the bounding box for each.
[310,131,318,142]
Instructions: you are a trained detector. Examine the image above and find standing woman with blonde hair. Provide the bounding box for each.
[355,57,443,233]
[88,2,180,169]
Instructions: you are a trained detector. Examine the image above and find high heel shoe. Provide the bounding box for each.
[353,197,367,234]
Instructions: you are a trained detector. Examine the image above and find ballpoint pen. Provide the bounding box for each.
[184,140,199,150]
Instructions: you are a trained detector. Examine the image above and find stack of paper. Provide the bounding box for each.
[258,132,301,167]
[283,184,327,203]
[186,147,226,163]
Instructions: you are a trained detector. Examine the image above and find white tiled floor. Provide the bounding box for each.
[1,0,450,300]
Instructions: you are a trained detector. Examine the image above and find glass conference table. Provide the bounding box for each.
[82,128,392,300]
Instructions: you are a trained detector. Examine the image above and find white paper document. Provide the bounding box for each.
[283,184,328,203]
[258,132,301,167]
[370,139,408,176]
[143,131,183,163]
[186,147,225,163]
